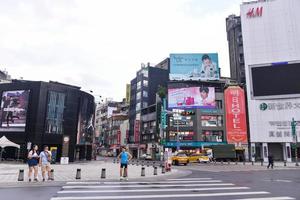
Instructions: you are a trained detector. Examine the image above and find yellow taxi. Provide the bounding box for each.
[171,153,189,165]
[188,153,210,163]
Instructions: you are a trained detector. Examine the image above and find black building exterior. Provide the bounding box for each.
[128,64,169,157]
[0,80,95,162]
[226,15,245,84]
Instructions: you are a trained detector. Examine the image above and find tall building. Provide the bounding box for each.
[241,0,300,162]
[226,15,245,84]
[129,63,169,157]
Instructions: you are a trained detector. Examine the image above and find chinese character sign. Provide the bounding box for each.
[225,86,248,144]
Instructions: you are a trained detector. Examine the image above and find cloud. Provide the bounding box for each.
[0,0,241,101]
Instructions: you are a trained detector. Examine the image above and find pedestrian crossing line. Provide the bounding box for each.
[232,197,295,200]
[167,178,212,180]
[50,191,269,200]
[58,186,250,194]
[66,180,222,185]
[62,183,235,189]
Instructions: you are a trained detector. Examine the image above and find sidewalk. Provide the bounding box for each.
[0,160,180,185]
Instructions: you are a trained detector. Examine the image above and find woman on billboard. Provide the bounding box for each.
[200,54,218,79]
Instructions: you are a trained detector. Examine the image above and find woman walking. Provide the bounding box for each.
[27,145,39,182]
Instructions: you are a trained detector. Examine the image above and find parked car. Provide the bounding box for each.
[172,153,189,165]
[140,153,152,160]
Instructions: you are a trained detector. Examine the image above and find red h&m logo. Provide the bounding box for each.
[247,7,263,18]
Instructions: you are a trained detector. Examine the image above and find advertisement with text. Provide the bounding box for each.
[225,86,248,145]
[0,90,30,132]
[168,86,215,109]
[170,53,220,81]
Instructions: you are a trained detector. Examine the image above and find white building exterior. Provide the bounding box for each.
[241,0,300,162]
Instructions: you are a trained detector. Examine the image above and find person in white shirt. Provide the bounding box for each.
[39,145,53,181]
[27,145,39,182]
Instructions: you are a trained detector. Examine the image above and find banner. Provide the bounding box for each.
[0,90,30,132]
[134,120,140,143]
[168,86,215,109]
[225,86,248,144]
[170,53,220,81]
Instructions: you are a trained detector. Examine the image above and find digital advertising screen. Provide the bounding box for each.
[0,90,30,132]
[170,53,220,81]
[168,86,216,109]
[251,62,300,98]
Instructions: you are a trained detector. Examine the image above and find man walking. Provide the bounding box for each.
[39,145,53,181]
[267,154,274,169]
[117,146,132,181]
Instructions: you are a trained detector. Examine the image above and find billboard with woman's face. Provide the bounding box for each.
[0,90,30,132]
[168,87,216,109]
[170,53,220,81]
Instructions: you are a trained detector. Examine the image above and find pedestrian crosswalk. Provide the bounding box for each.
[50,178,295,200]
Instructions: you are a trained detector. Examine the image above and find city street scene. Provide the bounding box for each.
[0,0,299,199]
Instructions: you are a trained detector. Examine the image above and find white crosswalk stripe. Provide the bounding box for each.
[50,178,295,200]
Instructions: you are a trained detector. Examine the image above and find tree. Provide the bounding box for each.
[157,85,167,99]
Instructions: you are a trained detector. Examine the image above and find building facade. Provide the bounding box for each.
[241,0,300,162]
[129,64,169,158]
[226,15,246,84]
[0,80,95,162]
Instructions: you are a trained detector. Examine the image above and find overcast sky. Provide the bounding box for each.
[0,0,244,101]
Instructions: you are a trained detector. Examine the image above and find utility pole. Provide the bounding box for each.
[291,118,298,166]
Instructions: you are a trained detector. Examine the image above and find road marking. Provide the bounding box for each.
[233,197,295,200]
[59,186,249,194]
[50,191,269,200]
[66,180,222,185]
[167,178,212,180]
[63,183,234,189]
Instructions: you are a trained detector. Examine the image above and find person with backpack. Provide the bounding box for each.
[27,144,39,182]
[117,146,132,180]
[39,145,53,181]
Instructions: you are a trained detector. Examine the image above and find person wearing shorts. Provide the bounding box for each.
[117,147,132,180]
[39,145,53,181]
[27,145,39,182]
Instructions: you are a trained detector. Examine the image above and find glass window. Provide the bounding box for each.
[200,131,223,142]
[168,131,194,141]
[136,103,141,111]
[143,91,148,98]
[216,100,223,109]
[136,91,141,100]
[45,91,65,134]
[143,102,148,108]
[143,80,148,87]
[170,116,193,127]
[137,81,141,90]
[142,69,148,78]
[201,115,223,127]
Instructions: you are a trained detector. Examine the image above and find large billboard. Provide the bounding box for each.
[0,90,30,132]
[225,86,248,145]
[168,87,215,109]
[170,53,220,81]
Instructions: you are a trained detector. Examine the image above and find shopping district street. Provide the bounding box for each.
[1,0,300,200]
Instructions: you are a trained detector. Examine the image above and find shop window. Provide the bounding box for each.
[201,115,223,127]
[200,130,223,142]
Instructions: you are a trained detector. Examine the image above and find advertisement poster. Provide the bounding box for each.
[0,90,30,132]
[170,53,220,80]
[225,86,248,144]
[77,97,95,144]
[168,87,215,109]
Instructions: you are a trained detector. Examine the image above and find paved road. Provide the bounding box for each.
[1,167,299,200]
[49,171,298,200]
